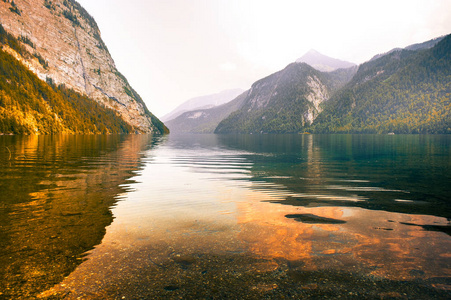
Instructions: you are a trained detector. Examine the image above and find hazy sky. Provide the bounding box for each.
[77,0,451,118]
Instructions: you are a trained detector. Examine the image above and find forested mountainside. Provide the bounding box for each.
[165,91,248,133]
[215,63,356,134]
[0,0,167,134]
[312,34,451,134]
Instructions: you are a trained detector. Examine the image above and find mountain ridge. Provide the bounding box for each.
[370,36,445,61]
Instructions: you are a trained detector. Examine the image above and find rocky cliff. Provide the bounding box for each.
[0,0,167,134]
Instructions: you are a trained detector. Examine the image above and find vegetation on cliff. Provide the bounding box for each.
[0,24,134,134]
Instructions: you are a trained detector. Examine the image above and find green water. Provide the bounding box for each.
[0,134,450,299]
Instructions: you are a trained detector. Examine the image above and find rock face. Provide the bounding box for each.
[0,0,166,134]
[304,75,329,124]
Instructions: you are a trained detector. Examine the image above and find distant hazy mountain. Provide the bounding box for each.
[296,49,356,72]
[161,88,245,122]
[165,91,248,133]
[313,34,451,134]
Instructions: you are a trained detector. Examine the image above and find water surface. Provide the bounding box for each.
[1,134,450,299]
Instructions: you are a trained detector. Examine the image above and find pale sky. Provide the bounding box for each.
[76,0,451,118]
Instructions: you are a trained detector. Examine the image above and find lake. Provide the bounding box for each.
[0,134,450,299]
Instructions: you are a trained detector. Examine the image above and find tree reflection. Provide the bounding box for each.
[0,134,158,299]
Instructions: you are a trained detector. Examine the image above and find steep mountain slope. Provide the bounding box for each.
[165,91,248,133]
[0,31,132,134]
[0,0,167,134]
[312,34,451,134]
[215,63,356,134]
[161,88,244,122]
[296,49,356,72]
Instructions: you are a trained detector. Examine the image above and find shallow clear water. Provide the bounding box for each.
[1,134,450,299]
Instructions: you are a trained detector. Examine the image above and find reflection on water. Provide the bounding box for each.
[0,134,157,299]
[1,134,450,299]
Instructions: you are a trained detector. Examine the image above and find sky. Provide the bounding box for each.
[76,0,451,118]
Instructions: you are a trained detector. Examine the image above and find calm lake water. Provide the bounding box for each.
[0,134,450,299]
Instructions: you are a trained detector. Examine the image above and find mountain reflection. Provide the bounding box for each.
[217,134,451,219]
[0,134,157,299]
[218,134,451,280]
